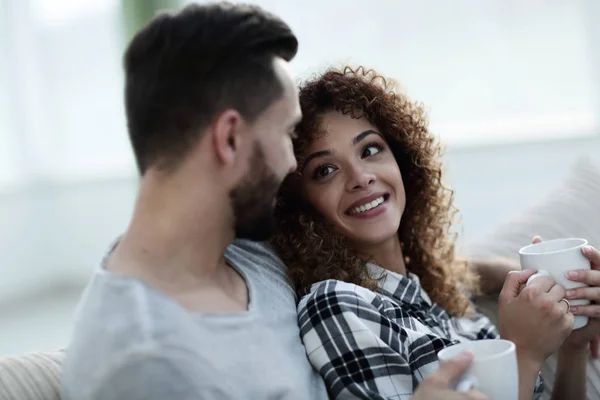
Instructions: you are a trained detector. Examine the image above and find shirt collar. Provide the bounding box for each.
[367,263,432,306]
[100,237,121,270]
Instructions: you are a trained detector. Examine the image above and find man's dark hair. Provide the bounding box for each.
[123,2,298,174]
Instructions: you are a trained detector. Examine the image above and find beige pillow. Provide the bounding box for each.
[0,350,65,400]
[464,156,600,258]
[464,157,600,400]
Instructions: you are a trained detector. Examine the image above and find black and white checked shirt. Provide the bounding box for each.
[298,264,543,399]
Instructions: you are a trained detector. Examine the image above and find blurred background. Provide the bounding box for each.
[0,0,599,357]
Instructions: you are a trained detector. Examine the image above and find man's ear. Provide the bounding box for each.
[211,109,245,166]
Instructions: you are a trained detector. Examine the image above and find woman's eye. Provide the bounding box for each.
[362,144,382,158]
[313,165,336,180]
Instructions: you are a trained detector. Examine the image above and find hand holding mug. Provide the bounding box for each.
[520,237,591,329]
[557,243,600,351]
[521,237,600,353]
[497,268,573,366]
[563,245,600,317]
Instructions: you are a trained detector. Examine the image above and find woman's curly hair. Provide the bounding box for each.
[272,66,479,316]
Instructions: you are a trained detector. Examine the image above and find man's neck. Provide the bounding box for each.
[107,174,234,294]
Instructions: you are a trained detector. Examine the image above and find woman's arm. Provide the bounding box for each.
[468,257,520,295]
[515,354,543,400]
[551,345,587,400]
[468,255,544,398]
[298,281,417,400]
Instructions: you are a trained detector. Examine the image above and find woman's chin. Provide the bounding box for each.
[336,212,401,246]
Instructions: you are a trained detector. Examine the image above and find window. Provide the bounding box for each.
[188,0,599,147]
[0,0,135,192]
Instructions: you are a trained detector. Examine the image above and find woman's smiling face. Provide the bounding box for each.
[300,111,405,247]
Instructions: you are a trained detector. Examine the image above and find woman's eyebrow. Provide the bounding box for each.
[352,130,382,145]
[302,150,333,172]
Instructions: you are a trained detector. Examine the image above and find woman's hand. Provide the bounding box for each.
[560,245,600,353]
[497,269,573,367]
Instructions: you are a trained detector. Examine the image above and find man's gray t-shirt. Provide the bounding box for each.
[61,240,328,400]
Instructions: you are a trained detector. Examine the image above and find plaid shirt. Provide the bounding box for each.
[298,264,543,399]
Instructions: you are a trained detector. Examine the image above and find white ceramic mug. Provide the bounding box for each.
[519,238,591,329]
[437,339,518,399]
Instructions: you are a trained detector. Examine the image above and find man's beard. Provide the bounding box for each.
[229,144,283,241]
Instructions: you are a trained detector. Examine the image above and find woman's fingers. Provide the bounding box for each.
[565,269,600,286]
[500,270,538,300]
[570,304,600,318]
[524,275,556,294]
[565,286,600,302]
[582,246,600,269]
[547,283,566,303]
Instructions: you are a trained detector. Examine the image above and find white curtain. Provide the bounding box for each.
[1,0,135,191]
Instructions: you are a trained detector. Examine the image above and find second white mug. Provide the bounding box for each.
[519,237,591,329]
[437,339,518,400]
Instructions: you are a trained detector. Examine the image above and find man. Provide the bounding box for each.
[60,2,483,399]
[61,3,322,399]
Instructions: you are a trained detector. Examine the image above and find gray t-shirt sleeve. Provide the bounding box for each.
[88,349,201,400]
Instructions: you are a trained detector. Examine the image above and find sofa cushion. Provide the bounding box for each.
[464,156,600,259]
[0,350,65,400]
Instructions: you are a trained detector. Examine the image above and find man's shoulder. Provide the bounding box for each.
[63,275,199,398]
[226,239,297,302]
[61,341,199,400]
[227,239,288,274]
[65,273,189,369]
[227,239,281,261]
[73,271,185,328]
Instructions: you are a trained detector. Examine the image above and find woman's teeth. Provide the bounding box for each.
[349,196,385,215]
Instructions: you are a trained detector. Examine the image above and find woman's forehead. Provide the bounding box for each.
[320,111,374,133]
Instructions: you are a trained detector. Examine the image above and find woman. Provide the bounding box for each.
[273,67,600,399]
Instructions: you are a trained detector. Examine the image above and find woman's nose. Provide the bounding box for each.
[346,167,376,191]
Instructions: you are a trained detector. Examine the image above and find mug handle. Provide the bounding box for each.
[526,269,550,286]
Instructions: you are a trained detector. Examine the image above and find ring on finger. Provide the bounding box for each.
[560,298,571,313]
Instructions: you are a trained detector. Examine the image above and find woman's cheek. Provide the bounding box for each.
[309,191,335,220]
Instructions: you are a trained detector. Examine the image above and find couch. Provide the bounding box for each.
[1,157,599,400]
